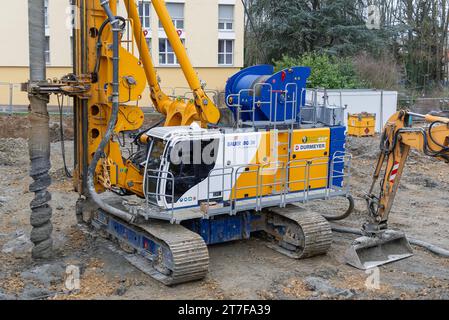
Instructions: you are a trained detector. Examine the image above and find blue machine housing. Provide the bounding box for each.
[225,65,311,122]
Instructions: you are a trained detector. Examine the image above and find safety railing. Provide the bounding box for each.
[202,152,352,217]
[0,82,24,115]
[301,88,347,127]
[226,82,305,129]
[258,161,287,210]
[226,88,259,128]
[158,86,222,108]
[141,151,351,221]
[144,168,176,221]
[206,166,235,212]
[329,151,352,194]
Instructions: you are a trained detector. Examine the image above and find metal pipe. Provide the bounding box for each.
[27,0,53,259]
[407,112,426,118]
[87,0,135,223]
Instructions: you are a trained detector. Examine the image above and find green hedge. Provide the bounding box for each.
[274,53,366,89]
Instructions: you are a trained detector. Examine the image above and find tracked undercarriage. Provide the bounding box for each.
[80,198,335,285]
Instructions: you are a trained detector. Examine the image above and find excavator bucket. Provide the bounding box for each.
[345,230,413,270]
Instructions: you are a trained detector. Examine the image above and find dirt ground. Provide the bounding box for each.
[1,114,449,300]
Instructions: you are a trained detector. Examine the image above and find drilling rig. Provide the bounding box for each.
[25,0,354,285]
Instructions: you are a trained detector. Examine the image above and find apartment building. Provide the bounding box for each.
[0,0,244,107]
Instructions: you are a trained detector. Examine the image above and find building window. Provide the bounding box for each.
[159,38,184,65]
[44,0,49,28]
[45,36,51,64]
[218,39,233,65]
[139,1,151,29]
[218,4,234,31]
[146,38,152,54]
[159,3,184,30]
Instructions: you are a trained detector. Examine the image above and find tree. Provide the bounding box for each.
[244,0,390,65]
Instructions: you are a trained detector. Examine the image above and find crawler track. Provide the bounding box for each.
[136,222,209,285]
[92,212,209,286]
[266,205,333,259]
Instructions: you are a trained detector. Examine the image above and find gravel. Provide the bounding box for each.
[0,138,28,166]
[2,231,33,258]
[303,276,355,299]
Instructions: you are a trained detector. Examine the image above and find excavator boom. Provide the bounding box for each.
[346,110,449,269]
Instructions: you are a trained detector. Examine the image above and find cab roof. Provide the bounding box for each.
[147,124,220,140]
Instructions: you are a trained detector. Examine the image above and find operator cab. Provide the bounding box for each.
[143,124,222,210]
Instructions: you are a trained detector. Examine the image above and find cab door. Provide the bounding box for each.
[164,138,219,208]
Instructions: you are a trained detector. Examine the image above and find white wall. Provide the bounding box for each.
[307,90,398,132]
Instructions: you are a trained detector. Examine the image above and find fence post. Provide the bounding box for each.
[9,83,13,115]
[380,90,384,132]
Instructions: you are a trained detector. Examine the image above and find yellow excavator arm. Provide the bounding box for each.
[124,0,220,126]
[344,110,449,270]
[366,110,449,230]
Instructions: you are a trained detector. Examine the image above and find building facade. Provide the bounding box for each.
[0,0,244,107]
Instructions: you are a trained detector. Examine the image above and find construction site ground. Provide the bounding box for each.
[1,114,449,300]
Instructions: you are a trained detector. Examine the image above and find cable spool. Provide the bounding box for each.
[225,65,311,123]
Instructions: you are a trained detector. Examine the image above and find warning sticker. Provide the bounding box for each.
[294,143,326,152]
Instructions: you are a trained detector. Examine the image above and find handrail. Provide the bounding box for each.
[145,168,176,219]
[227,81,305,128]
[199,152,352,215]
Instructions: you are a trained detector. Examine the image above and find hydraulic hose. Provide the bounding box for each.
[93,16,126,77]
[321,195,355,221]
[87,0,135,223]
[331,225,449,258]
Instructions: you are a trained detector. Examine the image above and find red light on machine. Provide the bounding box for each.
[281,71,286,82]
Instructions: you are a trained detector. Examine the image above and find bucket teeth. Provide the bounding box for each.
[345,230,414,270]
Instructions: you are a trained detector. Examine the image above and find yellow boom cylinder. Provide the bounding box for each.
[124,0,171,115]
[152,0,220,124]
[152,0,201,90]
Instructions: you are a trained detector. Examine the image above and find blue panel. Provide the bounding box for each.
[97,214,161,256]
[183,212,264,245]
[110,219,141,248]
[329,126,346,188]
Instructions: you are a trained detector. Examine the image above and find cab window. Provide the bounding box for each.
[166,139,219,203]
